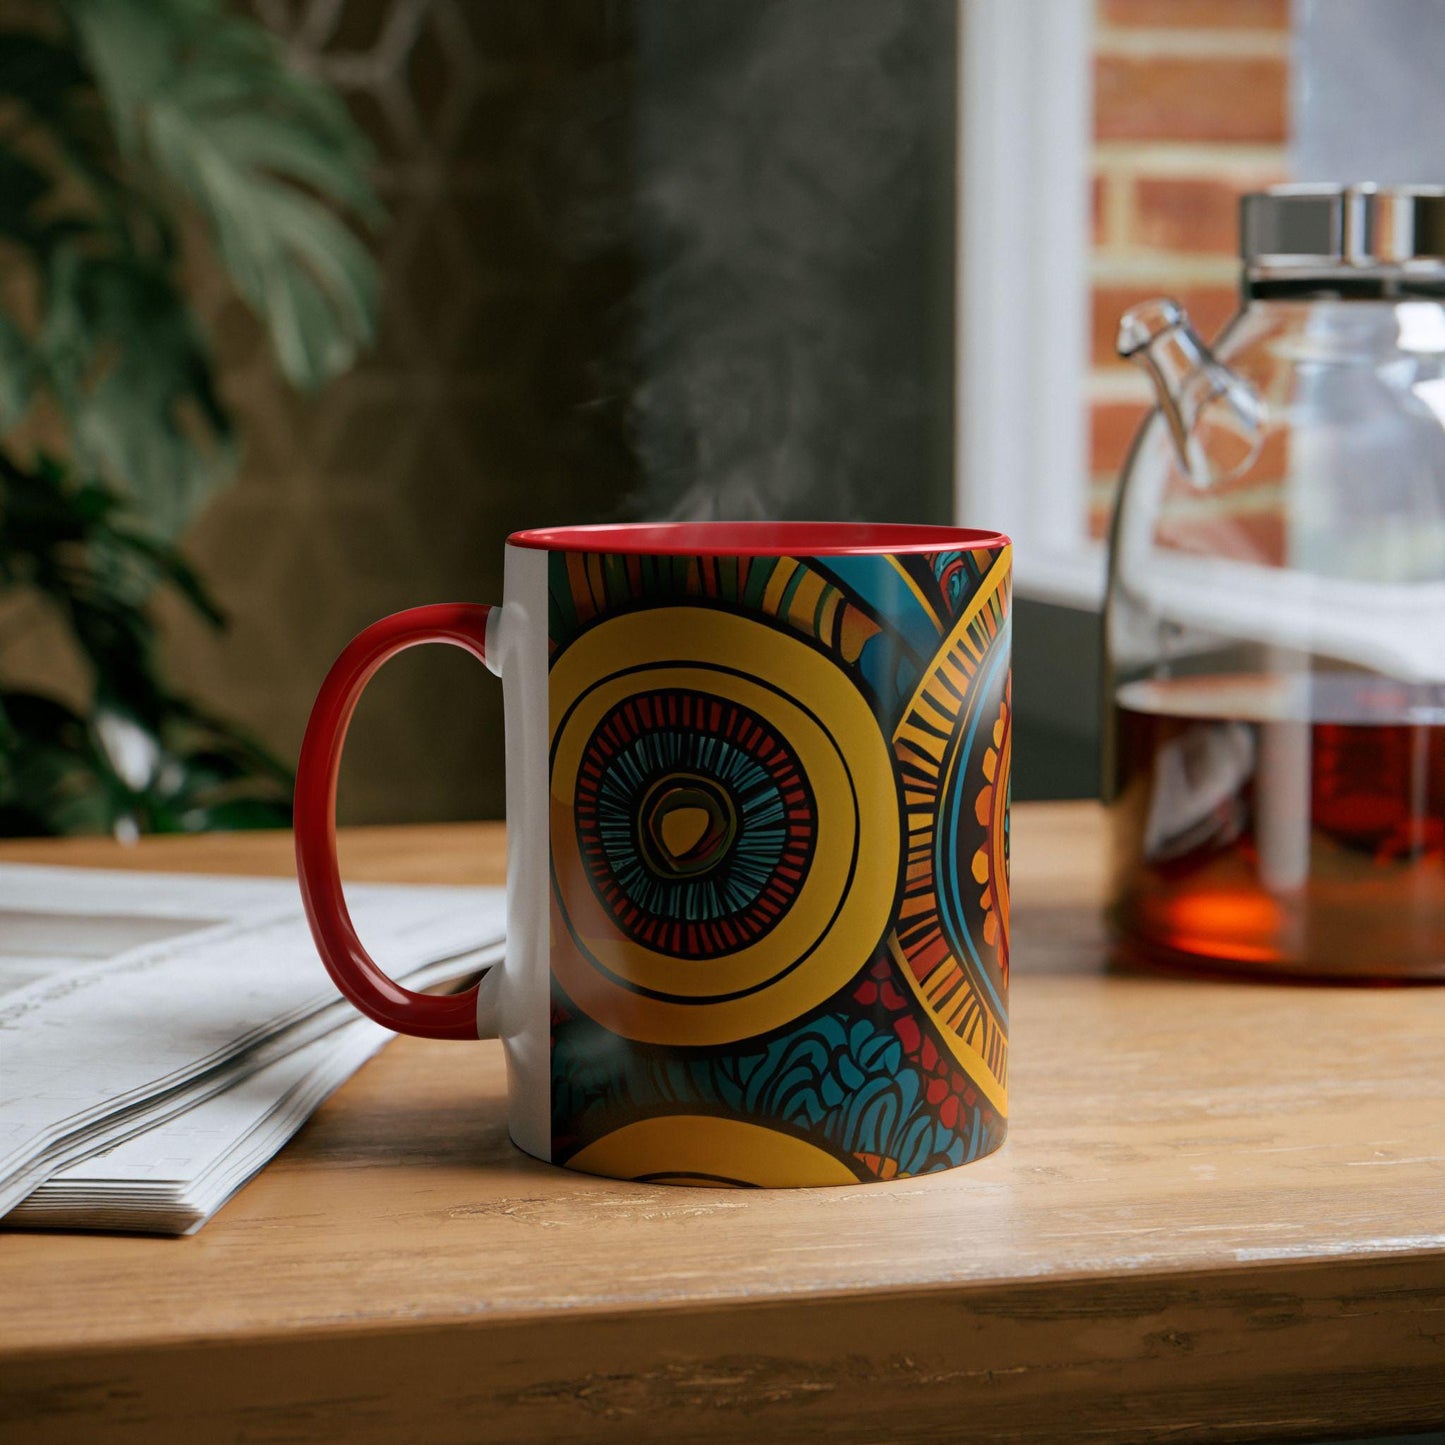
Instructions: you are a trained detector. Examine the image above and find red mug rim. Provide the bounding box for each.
[507,522,1011,556]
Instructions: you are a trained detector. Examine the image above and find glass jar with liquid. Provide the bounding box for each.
[1105,185,1445,980]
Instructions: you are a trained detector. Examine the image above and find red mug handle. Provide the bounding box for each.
[294,603,495,1040]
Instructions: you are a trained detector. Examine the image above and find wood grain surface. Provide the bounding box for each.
[2,804,1443,1443]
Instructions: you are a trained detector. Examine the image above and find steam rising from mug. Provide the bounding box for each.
[547,1,955,522]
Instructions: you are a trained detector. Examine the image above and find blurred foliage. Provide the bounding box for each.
[0,0,380,837]
[0,452,295,834]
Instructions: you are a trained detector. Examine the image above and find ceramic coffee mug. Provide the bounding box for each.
[295,523,1011,1186]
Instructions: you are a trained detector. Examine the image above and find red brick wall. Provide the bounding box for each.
[1088,0,1291,538]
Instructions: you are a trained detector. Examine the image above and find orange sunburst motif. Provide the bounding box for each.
[971,676,1012,969]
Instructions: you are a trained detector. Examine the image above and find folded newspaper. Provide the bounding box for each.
[0,863,505,1235]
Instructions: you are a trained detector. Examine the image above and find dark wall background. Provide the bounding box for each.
[624,1,957,525]
[1013,600,1101,802]
[162,0,961,824]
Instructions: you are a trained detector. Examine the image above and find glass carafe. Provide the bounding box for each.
[1105,185,1445,980]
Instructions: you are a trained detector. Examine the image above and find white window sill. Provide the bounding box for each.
[1013,542,1107,611]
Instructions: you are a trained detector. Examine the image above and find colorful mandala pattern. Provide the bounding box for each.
[548,545,1011,1185]
[573,688,817,959]
[891,558,1011,1102]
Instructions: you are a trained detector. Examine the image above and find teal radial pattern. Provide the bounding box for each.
[573,687,817,959]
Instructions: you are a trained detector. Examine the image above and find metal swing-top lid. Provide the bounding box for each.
[1240,184,1445,285]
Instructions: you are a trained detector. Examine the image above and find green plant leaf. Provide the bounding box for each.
[145,105,380,390]
[0,29,151,252]
[65,0,381,391]
[0,689,111,837]
[55,0,175,153]
[0,148,51,246]
[0,313,34,425]
[39,246,233,533]
[0,32,90,125]
[107,525,225,626]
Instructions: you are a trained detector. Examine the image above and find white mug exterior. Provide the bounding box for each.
[479,542,551,1163]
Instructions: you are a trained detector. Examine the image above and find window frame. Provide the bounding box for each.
[955,0,1106,610]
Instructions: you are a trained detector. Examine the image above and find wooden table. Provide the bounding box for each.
[2,804,1443,1444]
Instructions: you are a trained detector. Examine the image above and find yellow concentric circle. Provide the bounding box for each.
[565,1115,863,1187]
[549,606,900,1046]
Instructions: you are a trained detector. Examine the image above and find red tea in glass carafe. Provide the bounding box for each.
[1111,675,1445,979]
[1105,186,1445,981]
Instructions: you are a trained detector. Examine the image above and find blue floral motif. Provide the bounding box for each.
[552,1004,995,1178]
[931,549,996,617]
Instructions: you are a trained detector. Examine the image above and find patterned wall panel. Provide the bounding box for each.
[163,0,634,824]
